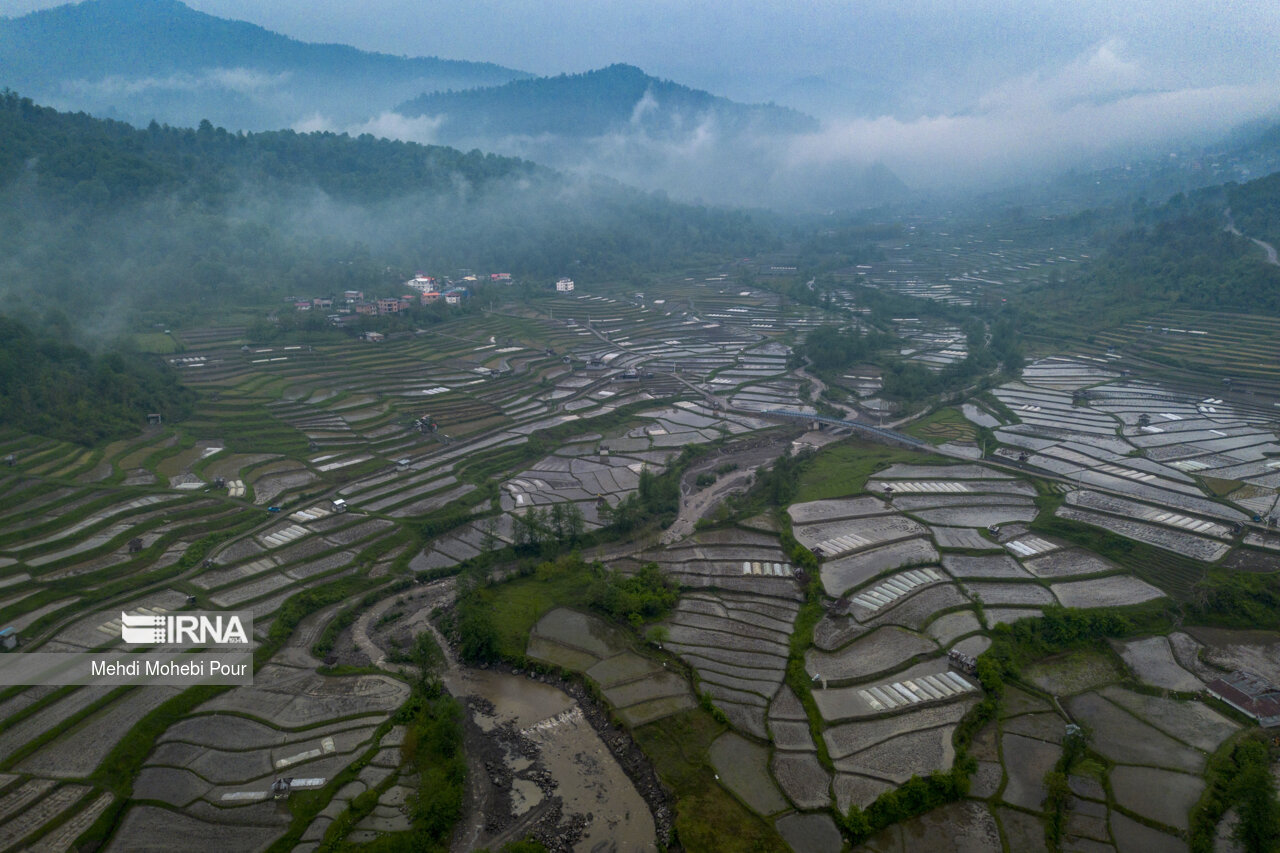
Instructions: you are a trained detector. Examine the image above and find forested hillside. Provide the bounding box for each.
[1228,170,1280,248]
[0,92,776,323]
[0,91,542,204]
[1021,179,1280,331]
[0,0,528,129]
[0,315,195,444]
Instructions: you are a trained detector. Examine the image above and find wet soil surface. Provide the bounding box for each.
[450,663,672,853]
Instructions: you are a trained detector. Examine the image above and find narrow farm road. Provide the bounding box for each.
[1225,207,1279,266]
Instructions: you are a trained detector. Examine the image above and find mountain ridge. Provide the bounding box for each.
[396,62,820,139]
[0,0,530,129]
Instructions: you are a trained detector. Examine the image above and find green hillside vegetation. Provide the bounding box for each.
[1228,170,1280,248]
[800,316,1022,406]
[0,91,777,324]
[1022,182,1280,334]
[0,314,195,445]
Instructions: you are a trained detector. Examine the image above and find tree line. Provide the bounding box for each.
[0,313,194,444]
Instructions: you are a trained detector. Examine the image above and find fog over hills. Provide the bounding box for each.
[388,64,914,211]
[3,0,1279,211]
[0,0,529,129]
[396,64,819,140]
[0,89,775,334]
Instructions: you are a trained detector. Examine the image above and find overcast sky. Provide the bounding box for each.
[4,0,1279,111]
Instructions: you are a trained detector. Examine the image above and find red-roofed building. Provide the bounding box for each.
[1207,671,1280,726]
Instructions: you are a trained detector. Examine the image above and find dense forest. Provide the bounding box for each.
[0,91,777,326]
[1228,170,1280,248]
[1021,179,1280,330]
[0,314,195,444]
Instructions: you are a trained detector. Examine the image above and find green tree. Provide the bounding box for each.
[1232,740,1280,853]
[455,601,498,663]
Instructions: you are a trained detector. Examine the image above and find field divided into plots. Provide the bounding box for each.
[527,608,695,728]
[1089,309,1280,384]
[0,306,689,850]
[855,638,1245,853]
[10,278,1280,853]
[763,444,1221,833]
[972,356,1280,591]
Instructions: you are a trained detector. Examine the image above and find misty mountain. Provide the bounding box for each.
[0,0,529,130]
[0,91,775,329]
[394,63,906,211]
[397,64,819,140]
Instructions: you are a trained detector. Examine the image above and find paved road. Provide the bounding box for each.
[1225,207,1279,266]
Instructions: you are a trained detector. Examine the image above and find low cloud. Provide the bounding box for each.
[280,43,1280,209]
[293,111,445,144]
[64,68,292,98]
[786,43,1280,189]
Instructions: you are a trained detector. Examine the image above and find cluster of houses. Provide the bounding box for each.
[287,273,575,320]
[290,283,471,317]
[289,271,509,318]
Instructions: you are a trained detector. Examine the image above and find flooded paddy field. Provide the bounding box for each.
[9,288,1280,853]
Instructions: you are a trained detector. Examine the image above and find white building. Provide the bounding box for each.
[405,274,436,294]
[556,277,575,293]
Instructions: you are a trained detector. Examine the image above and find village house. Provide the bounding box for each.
[312,297,333,309]
[556,277,575,293]
[490,273,512,282]
[1207,671,1280,726]
[376,297,402,315]
[343,290,364,303]
[420,291,441,304]
[354,302,376,315]
[404,274,436,293]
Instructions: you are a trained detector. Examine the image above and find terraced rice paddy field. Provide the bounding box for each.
[710,382,1275,853]
[6,283,1280,852]
[1087,309,1280,385]
[974,356,1280,592]
[850,638,1246,853]
[543,422,1258,849]
[833,225,1093,308]
[0,290,838,850]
